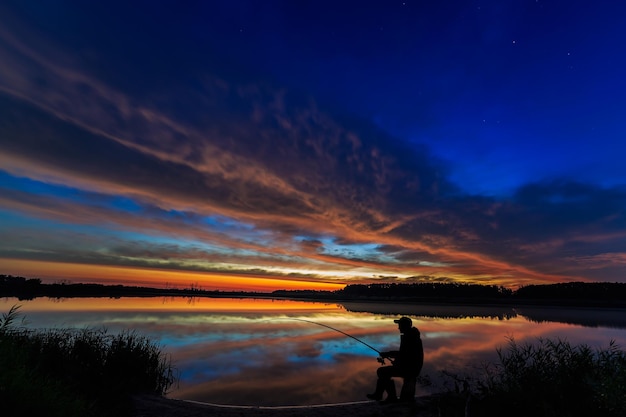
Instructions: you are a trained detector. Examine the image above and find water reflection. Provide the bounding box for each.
[341,302,518,320]
[2,297,626,406]
[516,305,626,329]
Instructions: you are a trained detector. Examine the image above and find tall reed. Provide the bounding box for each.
[0,305,176,417]
[436,337,626,417]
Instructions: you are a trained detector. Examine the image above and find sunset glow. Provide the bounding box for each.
[2,1,626,290]
[0,259,344,292]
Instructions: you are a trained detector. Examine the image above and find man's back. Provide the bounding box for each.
[397,327,423,375]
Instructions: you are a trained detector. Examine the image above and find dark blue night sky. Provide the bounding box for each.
[1,0,625,290]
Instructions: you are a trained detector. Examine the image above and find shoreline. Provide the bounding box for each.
[132,394,440,417]
[4,289,626,309]
[4,276,626,309]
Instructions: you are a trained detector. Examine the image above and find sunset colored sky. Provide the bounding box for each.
[1,1,626,291]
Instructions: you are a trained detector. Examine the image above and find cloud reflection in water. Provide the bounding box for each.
[4,297,626,406]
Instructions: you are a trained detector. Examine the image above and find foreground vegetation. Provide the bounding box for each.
[436,338,626,417]
[0,305,175,417]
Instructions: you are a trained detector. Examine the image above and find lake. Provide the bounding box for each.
[2,296,626,406]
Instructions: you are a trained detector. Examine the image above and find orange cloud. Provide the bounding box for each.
[1,9,623,289]
[0,258,344,292]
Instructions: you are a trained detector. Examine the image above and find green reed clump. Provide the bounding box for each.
[0,305,176,417]
[438,337,626,417]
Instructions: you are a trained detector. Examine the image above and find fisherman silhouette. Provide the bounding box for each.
[367,316,424,404]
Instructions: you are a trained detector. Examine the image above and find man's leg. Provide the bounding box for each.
[399,376,416,402]
[367,366,400,402]
[384,377,397,401]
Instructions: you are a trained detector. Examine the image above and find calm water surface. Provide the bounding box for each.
[3,296,626,406]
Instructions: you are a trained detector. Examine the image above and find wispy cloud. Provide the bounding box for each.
[1,5,625,289]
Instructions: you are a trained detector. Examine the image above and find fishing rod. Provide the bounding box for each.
[289,318,390,364]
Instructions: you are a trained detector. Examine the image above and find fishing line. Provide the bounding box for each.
[288,318,382,356]
[183,399,373,409]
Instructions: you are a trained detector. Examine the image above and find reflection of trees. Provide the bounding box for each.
[343,302,626,329]
[340,302,518,320]
[517,306,626,329]
[161,295,199,305]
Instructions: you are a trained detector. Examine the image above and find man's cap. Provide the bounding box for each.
[394,316,412,326]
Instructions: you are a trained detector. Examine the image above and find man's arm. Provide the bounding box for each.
[381,350,399,359]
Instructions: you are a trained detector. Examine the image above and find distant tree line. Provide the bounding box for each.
[276,281,626,306]
[514,281,626,301]
[0,275,258,300]
[335,282,512,299]
[272,282,512,301]
[0,275,42,293]
[0,275,166,299]
[3,274,626,306]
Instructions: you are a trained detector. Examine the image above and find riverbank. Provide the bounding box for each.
[131,395,440,417]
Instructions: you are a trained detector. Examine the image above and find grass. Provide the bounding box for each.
[0,305,176,417]
[435,337,626,417]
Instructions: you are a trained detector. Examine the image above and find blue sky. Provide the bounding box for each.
[1,0,625,289]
